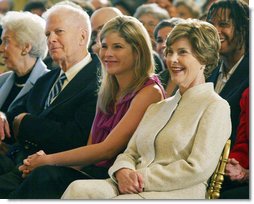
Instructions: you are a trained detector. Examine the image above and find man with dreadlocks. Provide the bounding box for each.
[206,0,249,199]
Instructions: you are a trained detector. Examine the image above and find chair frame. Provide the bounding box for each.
[207,139,231,199]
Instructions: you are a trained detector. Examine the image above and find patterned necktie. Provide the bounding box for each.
[45,73,67,109]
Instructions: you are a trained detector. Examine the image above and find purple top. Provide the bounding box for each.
[91,75,165,168]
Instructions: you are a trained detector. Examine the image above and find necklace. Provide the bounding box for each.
[15,83,25,88]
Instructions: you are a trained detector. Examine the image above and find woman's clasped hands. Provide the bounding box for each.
[115,168,144,194]
[19,150,46,178]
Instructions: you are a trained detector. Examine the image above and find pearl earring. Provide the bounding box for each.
[21,50,27,56]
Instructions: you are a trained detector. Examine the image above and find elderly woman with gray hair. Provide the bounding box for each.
[0,11,49,113]
[0,11,48,171]
[134,3,169,50]
[134,3,169,74]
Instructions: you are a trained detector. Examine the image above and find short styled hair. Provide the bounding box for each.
[153,17,185,39]
[134,3,170,20]
[42,1,92,48]
[1,11,48,59]
[174,0,201,19]
[165,19,221,79]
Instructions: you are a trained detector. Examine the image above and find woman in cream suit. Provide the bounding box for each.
[62,19,231,199]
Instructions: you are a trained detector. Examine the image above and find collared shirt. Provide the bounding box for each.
[215,55,244,93]
[61,53,92,89]
[51,53,92,102]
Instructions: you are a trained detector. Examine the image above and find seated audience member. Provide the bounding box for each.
[206,0,249,146]
[221,87,249,199]
[134,3,169,50]
[148,0,178,17]
[0,11,49,172]
[61,19,231,199]
[90,7,123,54]
[90,0,111,10]
[23,1,46,16]
[153,17,184,96]
[154,18,184,65]
[0,10,49,134]
[0,2,100,198]
[0,11,48,113]
[134,3,168,74]
[111,0,146,16]
[70,0,95,16]
[90,6,164,75]
[173,0,201,19]
[8,15,165,199]
[0,0,13,15]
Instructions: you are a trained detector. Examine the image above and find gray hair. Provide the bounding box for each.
[134,3,170,20]
[42,1,91,48]
[154,17,185,39]
[174,0,201,19]
[1,11,48,59]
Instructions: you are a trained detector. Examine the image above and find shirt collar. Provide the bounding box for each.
[60,53,92,81]
[219,55,244,77]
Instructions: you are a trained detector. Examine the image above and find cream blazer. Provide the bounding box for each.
[108,83,231,199]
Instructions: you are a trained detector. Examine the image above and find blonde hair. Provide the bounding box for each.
[165,19,221,79]
[97,16,154,113]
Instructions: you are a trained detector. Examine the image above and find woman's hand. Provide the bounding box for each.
[115,168,144,194]
[19,150,47,178]
[225,158,249,183]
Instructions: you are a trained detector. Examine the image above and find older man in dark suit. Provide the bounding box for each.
[0,2,101,198]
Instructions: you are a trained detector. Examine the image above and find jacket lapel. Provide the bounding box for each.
[137,91,181,164]
[8,59,49,111]
[152,92,181,137]
[207,67,220,86]
[0,73,15,108]
[220,54,249,98]
[46,54,100,111]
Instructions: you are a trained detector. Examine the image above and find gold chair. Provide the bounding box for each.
[207,139,231,199]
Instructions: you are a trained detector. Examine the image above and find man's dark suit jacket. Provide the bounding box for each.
[6,54,101,156]
[207,54,249,146]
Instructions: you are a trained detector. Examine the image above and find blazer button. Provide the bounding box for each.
[24,145,29,150]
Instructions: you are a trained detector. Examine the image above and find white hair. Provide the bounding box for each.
[1,11,48,59]
[42,1,91,48]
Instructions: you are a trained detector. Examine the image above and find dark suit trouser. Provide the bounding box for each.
[7,165,109,199]
[220,185,249,199]
[0,154,15,175]
[220,177,249,199]
[0,143,29,176]
[0,167,23,198]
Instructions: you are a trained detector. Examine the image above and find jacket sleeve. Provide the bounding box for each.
[17,91,97,154]
[108,103,156,183]
[229,88,249,169]
[137,100,231,192]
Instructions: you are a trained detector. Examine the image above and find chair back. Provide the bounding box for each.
[207,139,231,199]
